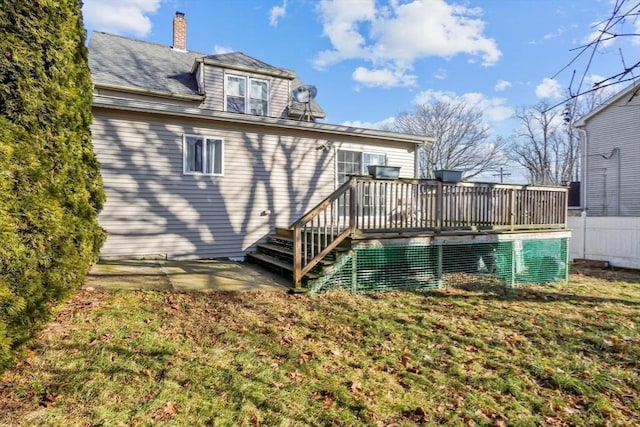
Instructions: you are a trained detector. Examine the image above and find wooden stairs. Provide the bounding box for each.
[246,227,349,290]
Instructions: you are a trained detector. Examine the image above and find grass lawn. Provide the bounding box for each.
[0,267,638,426]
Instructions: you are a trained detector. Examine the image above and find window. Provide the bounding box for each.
[183,135,223,176]
[225,74,269,116]
[225,75,245,113]
[249,79,268,115]
[337,150,387,217]
[337,150,386,184]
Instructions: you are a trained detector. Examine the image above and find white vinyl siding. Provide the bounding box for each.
[91,110,417,259]
[581,86,640,216]
[183,135,223,176]
[225,74,269,116]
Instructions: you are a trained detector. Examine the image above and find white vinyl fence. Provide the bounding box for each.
[568,213,640,269]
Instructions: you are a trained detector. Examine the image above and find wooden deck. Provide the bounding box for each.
[289,176,568,289]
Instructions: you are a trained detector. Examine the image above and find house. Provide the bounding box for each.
[88,12,425,262]
[89,12,570,291]
[571,82,640,269]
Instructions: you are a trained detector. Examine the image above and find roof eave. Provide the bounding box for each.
[574,81,640,127]
[287,108,326,120]
[94,82,205,102]
[196,57,297,79]
[92,95,427,145]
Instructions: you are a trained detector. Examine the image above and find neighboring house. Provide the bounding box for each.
[88,12,425,260]
[575,82,640,216]
[571,82,640,268]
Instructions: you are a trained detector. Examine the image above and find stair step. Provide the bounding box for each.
[257,243,294,257]
[246,252,319,279]
[247,252,292,271]
[275,227,293,238]
[268,234,293,243]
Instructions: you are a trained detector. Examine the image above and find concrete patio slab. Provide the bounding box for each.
[85,259,290,292]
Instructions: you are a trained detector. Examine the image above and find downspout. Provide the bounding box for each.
[602,147,621,216]
[576,128,588,260]
[576,128,588,211]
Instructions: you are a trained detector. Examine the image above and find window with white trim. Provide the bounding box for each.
[183,134,223,176]
[225,74,269,116]
[337,150,387,216]
[337,150,386,184]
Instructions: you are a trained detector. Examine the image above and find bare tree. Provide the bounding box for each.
[559,87,610,182]
[552,0,640,107]
[391,101,507,179]
[510,101,582,185]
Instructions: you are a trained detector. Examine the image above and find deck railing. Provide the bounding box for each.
[290,176,568,288]
[353,177,568,232]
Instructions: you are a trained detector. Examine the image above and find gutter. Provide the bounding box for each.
[94,82,205,102]
[92,95,431,145]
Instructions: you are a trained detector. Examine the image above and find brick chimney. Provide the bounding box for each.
[173,11,186,51]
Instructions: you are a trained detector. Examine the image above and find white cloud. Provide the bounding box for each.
[535,78,563,99]
[314,0,501,88]
[433,68,447,80]
[543,26,565,40]
[352,66,416,88]
[269,0,288,27]
[494,79,512,92]
[414,89,514,123]
[213,45,234,54]
[82,0,162,37]
[341,117,396,130]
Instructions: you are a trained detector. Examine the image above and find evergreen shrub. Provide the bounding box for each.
[0,0,105,371]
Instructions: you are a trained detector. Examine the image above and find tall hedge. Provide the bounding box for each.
[0,0,105,371]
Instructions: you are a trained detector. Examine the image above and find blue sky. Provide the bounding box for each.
[82,0,634,142]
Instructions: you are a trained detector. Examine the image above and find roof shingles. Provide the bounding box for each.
[88,32,325,119]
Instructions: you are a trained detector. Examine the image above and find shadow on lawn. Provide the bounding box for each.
[410,277,640,307]
[572,266,640,284]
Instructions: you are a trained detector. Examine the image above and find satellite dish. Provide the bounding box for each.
[291,84,317,122]
[292,85,317,103]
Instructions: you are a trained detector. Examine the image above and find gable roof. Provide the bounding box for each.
[574,81,640,127]
[197,52,296,79]
[88,32,325,117]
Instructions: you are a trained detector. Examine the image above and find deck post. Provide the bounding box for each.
[435,244,443,288]
[508,188,515,231]
[563,237,570,283]
[436,181,443,231]
[349,178,357,232]
[507,241,516,288]
[293,225,303,291]
[351,250,358,292]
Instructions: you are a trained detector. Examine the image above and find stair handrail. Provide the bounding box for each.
[289,177,355,229]
[291,176,357,289]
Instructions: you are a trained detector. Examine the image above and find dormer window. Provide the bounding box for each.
[225,74,269,116]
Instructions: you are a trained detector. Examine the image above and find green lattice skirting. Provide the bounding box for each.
[309,236,569,294]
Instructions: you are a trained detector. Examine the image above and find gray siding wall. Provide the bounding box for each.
[91,109,416,259]
[583,92,640,216]
[336,141,416,179]
[200,65,292,118]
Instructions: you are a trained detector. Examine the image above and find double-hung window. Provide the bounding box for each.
[337,150,386,184]
[183,134,223,176]
[337,150,387,217]
[225,74,269,116]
